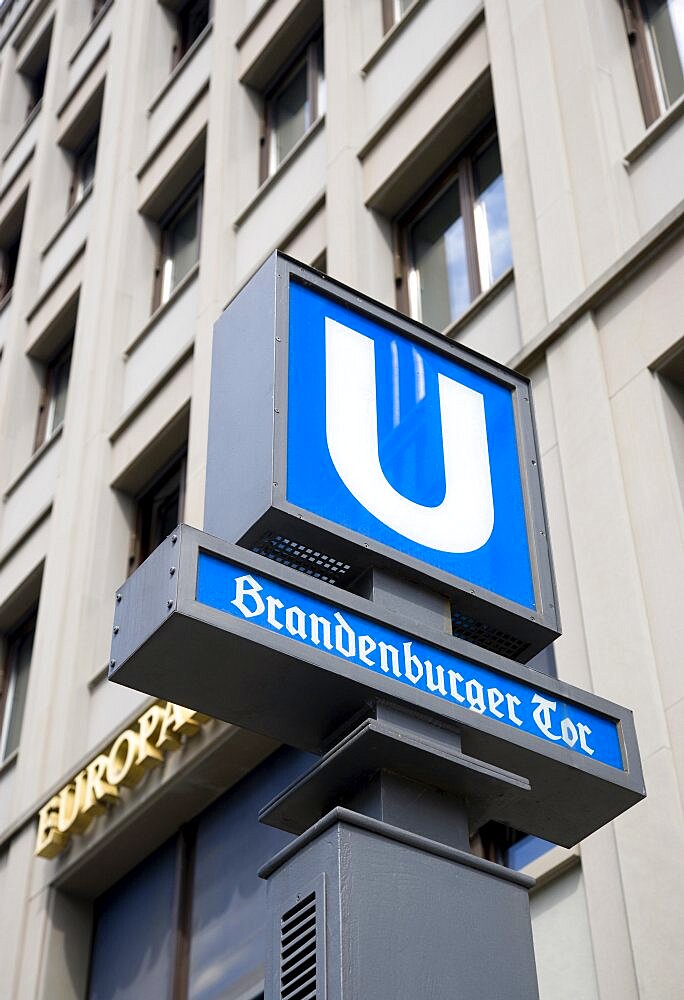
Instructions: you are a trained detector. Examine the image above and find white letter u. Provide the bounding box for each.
[325,319,494,553]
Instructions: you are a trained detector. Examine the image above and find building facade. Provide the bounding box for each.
[0,0,682,996]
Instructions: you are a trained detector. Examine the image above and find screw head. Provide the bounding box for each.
[109,659,116,669]
[167,600,173,609]
[171,534,178,544]
[170,566,176,576]
[113,625,119,634]
[116,593,122,603]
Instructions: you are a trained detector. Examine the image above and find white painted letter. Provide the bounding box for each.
[266,596,284,630]
[531,695,562,741]
[232,575,265,618]
[334,612,356,658]
[359,635,376,666]
[285,605,307,639]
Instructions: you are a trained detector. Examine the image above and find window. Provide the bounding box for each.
[87,748,313,1000]
[68,131,98,210]
[34,343,72,451]
[261,32,325,182]
[0,235,20,303]
[624,0,684,124]
[473,822,555,870]
[0,614,35,762]
[171,0,211,68]
[382,0,413,33]
[22,56,48,120]
[153,178,203,311]
[131,451,186,570]
[397,126,512,332]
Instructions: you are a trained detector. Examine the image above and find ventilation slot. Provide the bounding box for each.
[280,890,318,1000]
[251,531,354,586]
[451,607,531,661]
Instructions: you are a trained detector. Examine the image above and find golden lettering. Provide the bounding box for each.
[34,701,211,859]
[83,754,119,817]
[35,796,64,859]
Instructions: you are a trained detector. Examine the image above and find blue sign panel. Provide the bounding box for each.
[196,553,623,771]
[287,282,535,609]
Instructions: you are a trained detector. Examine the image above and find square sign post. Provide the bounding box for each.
[110,253,645,1000]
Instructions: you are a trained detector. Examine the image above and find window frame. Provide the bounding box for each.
[0,611,36,763]
[622,0,684,125]
[34,341,73,453]
[394,119,508,329]
[130,449,187,573]
[152,175,204,313]
[260,29,324,184]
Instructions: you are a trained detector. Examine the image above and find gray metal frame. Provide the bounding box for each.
[204,251,560,663]
[109,525,644,848]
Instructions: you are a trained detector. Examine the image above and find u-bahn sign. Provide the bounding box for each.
[109,525,643,847]
[108,253,645,852]
[203,254,560,663]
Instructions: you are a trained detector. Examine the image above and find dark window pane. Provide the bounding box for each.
[88,839,178,1000]
[187,747,314,1000]
[643,0,684,107]
[271,61,309,171]
[409,178,469,330]
[1,626,34,760]
[177,0,210,60]
[473,139,512,291]
[138,454,186,564]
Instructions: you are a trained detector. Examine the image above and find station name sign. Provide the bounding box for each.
[197,553,623,771]
[35,701,210,859]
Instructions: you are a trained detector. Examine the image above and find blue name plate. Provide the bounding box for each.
[196,554,623,771]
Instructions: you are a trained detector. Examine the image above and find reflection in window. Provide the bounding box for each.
[154,179,203,310]
[383,0,413,33]
[0,615,35,761]
[86,748,314,1000]
[263,33,325,180]
[400,128,512,331]
[34,343,72,451]
[69,132,98,210]
[642,0,684,110]
[625,0,684,123]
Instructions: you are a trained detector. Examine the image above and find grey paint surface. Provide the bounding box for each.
[203,251,561,662]
[262,809,540,1000]
[109,525,645,848]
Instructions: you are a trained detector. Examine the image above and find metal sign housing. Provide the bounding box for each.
[204,252,559,663]
[109,525,644,848]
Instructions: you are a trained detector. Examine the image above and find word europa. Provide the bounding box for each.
[195,553,623,771]
[35,701,210,859]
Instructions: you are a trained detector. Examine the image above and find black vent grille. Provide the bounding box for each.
[451,607,530,661]
[251,532,353,586]
[280,891,318,1000]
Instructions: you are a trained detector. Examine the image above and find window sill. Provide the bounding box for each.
[41,182,93,258]
[362,0,427,76]
[124,260,199,357]
[523,843,580,892]
[234,115,326,231]
[1,97,42,164]
[3,423,64,501]
[0,749,18,779]
[68,0,114,67]
[624,93,684,167]
[147,21,213,118]
[442,266,514,341]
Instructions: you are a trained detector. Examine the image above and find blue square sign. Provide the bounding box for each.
[287,282,535,610]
